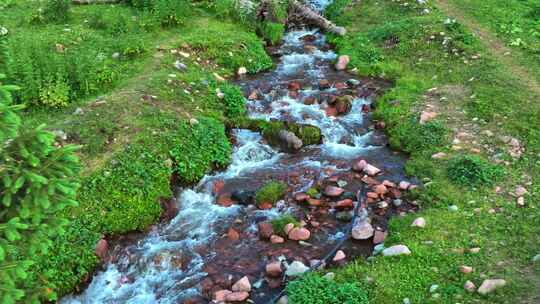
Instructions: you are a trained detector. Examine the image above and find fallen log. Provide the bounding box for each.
[289,0,347,36]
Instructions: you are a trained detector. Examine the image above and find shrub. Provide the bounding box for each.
[42,0,71,23]
[287,273,370,304]
[0,77,80,302]
[220,83,246,119]
[447,155,504,186]
[169,117,232,184]
[255,181,287,206]
[259,22,285,45]
[271,214,300,235]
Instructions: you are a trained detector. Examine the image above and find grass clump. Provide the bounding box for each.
[219,83,247,119]
[447,155,504,187]
[255,181,287,206]
[287,273,369,304]
[391,120,450,154]
[258,21,285,45]
[271,214,300,235]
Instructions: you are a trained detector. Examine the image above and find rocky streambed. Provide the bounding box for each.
[62,2,419,304]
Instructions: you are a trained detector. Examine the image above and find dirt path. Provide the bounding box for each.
[434,0,540,97]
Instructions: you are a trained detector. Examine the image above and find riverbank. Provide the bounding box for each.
[309,0,540,303]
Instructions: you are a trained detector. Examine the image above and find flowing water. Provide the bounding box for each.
[62,2,413,303]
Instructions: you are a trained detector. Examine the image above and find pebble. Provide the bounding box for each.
[277,295,288,304]
[411,217,426,228]
[285,261,310,277]
[468,247,481,254]
[232,276,251,292]
[533,254,540,262]
[393,199,403,207]
[270,235,285,244]
[288,227,311,241]
[477,279,506,295]
[333,250,346,262]
[448,205,459,212]
[464,280,476,292]
[403,298,411,304]
[382,245,411,256]
[459,265,473,274]
[429,284,439,293]
[373,244,385,255]
[323,272,335,280]
[266,261,283,277]
[324,185,345,197]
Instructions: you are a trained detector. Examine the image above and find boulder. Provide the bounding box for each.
[324,185,344,197]
[266,262,283,277]
[335,55,350,71]
[232,276,251,292]
[382,245,411,256]
[225,291,250,302]
[477,279,506,295]
[288,227,311,241]
[351,222,374,240]
[258,222,274,240]
[270,235,285,244]
[285,261,309,277]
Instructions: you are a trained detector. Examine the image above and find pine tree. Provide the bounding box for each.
[0,75,80,303]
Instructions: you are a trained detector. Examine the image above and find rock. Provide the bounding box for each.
[174,60,187,71]
[335,199,354,210]
[353,159,367,172]
[335,96,352,114]
[375,121,386,129]
[333,250,346,262]
[225,291,250,302]
[469,247,481,254]
[288,227,311,241]
[285,261,309,277]
[303,96,317,105]
[532,254,540,262]
[227,228,240,241]
[283,223,295,235]
[373,230,387,244]
[231,190,255,205]
[411,217,426,228]
[429,284,439,293]
[73,107,84,115]
[393,199,403,207]
[403,298,411,304]
[352,222,374,240]
[347,79,361,87]
[95,239,108,261]
[288,81,302,91]
[217,194,234,207]
[279,130,303,151]
[214,290,232,302]
[324,185,344,197]
[277,295,288,304]
[459,265,473,274]
[364,164,381,176]
[398,181,411,190]
[336,211,353,222]
[319,79,330,90]
[266,262,283,277]
[382,245,411,256]
[323,272,335,280]
[515,186,528,196]
[307,198,322,206]
[420,111,438,124]
[237,67,247,76]
[258,222,274,240]
[477,279,506,295]
[374,184,388,195]
[248,90,258,100]
[464,280,476,292]
[448,205,459,212]
[335,55,350,70]
[270,235,285,244]
[232,276,251,292]
[517,196,525,206]
[431,152,447,159]
[377,201,389,209]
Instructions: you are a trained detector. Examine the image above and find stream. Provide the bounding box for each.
[62,1,415,303]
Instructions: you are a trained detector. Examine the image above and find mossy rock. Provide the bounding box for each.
[231,118,322,151]
[255,181,287,206]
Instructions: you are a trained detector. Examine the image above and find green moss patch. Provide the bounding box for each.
[255,181,287,206]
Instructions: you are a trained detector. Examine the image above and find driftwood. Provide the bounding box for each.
[289,0,347,36]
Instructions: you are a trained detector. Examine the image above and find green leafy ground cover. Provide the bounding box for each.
[287,1,540,303]
[1,0,274,300]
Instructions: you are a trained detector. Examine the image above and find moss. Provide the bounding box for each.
[255,181,287,206]
[271,214,301,235]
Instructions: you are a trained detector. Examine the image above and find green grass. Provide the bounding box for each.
[2,2,273,299]
[255,181,287,206]
[283,0,540,303]
[444,0,540,83]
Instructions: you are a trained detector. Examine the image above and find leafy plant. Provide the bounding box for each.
[219,83,246,119]
[447,155,504,186]
[258,22,285,45]
[287,273,370,304]
[255,181,287,206]
[38,74,70,107]
[0,76,80,302]
[271,214,300,235]
[42,0,71,23]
